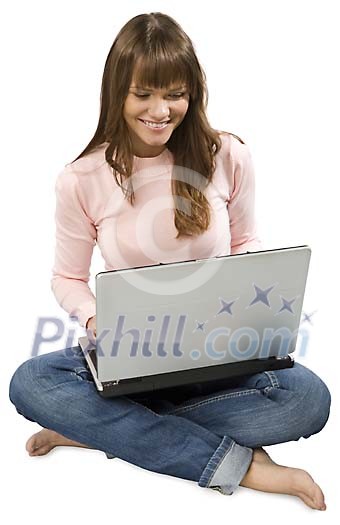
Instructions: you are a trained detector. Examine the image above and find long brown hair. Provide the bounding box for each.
[71,12,234,238]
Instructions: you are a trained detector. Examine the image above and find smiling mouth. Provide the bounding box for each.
[139,119,170,129]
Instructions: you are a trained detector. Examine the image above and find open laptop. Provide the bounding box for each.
[78,245,311,398]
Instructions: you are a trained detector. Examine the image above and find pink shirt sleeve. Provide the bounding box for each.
[227,137,264,255]
[51,167,97,328]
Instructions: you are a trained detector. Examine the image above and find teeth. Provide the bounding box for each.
[142,120,168,128]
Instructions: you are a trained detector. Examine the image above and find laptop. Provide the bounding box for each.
[78,245,311,398]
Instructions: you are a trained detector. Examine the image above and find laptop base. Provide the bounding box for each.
[82,346,294,398]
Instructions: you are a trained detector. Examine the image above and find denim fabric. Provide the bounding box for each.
[9,346,331,495]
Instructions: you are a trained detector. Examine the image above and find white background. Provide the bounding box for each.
[1,0,339,522]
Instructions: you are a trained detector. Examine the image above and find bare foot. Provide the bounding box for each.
[26,428,92,457]
[240,448,326,511]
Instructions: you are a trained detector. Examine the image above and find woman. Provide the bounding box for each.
[9,12,331,510]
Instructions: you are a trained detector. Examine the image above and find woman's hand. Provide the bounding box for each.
[86,315,97,340]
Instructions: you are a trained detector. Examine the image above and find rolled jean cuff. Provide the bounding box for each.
[198,436,253,495]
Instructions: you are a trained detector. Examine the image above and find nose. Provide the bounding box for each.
[147,97,170,121]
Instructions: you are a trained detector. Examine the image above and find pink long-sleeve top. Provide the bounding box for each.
[51,132,263,329]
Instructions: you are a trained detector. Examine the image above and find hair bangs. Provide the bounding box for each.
[132,50,193,94]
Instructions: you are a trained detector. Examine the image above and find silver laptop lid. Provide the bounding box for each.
[95,246,311,382]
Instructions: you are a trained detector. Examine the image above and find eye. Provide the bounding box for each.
[133,92,186,99]
[169,92,186,99]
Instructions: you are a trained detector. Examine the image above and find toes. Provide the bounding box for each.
[312,483,326,510]
[300,494,319,510]
[28,445,52,457]
[26,432,53,456]
[26,431,44,453]
[296,483,327,511]
[26,439,37,454]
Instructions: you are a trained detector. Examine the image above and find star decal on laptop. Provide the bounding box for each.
[247,283,276,308]
[190,282,300,332]
[275,296,299,316]
[216,298,238,316]
[193,320,209,332]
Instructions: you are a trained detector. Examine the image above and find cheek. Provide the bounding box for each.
[123,96,139,119]
[177,100,189,119]
[176,100,189,117]
[122,101,129,121]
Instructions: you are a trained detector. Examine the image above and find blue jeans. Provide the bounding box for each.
[8,346,331,495]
